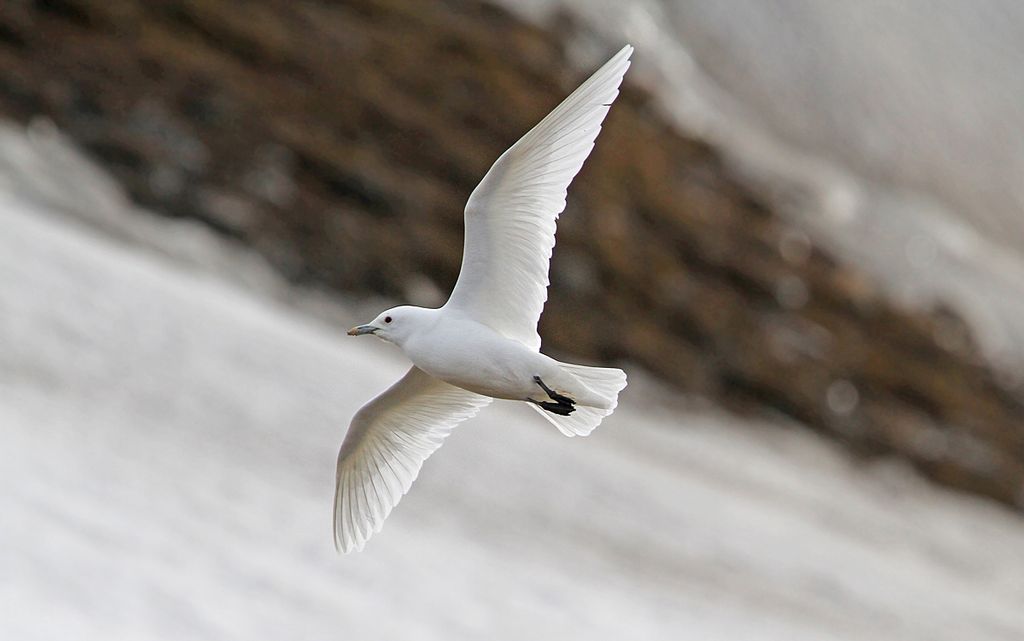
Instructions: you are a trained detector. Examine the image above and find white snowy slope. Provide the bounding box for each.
[1,129,1024,641]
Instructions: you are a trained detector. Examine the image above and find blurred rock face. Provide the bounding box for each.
[1,0,1021,506]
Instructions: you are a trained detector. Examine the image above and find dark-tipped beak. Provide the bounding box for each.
[347,325,377,336]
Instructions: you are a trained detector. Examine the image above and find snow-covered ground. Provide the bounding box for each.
[1,128,1023,640]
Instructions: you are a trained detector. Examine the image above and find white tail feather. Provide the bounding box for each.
[530,363,627,437]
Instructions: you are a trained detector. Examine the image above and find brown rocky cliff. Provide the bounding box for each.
[1,0,1022,507]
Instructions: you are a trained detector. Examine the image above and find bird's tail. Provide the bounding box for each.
[529,363,627,437]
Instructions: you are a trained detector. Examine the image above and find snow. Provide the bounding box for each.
[1,126,1023,640]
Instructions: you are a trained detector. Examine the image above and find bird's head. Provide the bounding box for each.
[347,306,432,346]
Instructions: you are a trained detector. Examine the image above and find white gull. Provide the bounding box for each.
[336,45,633,553]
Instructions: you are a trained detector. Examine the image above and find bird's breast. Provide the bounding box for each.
[403,322,536,399]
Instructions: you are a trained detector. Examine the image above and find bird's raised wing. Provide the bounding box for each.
[444,45,633,351]
[334,366,491,553]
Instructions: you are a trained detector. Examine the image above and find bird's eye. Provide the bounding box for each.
[384,316,392,324]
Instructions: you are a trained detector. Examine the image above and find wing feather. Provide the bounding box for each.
[444,45,633,350]
[333,367,491,553]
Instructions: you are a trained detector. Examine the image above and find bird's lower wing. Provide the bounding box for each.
[334,366,491,553]
[444,45,633,351]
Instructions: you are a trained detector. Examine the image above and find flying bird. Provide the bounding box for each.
[336,44,633,552]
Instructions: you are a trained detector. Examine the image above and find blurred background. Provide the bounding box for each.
[1,1,1023,639]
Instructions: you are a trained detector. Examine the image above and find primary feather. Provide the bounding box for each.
[445,45,633,350]
[334,367,490,553]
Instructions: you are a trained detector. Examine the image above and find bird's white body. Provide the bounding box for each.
[398,307,607,408]
[335,45,634,552]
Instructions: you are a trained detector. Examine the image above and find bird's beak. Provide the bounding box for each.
[347,325,378,336]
